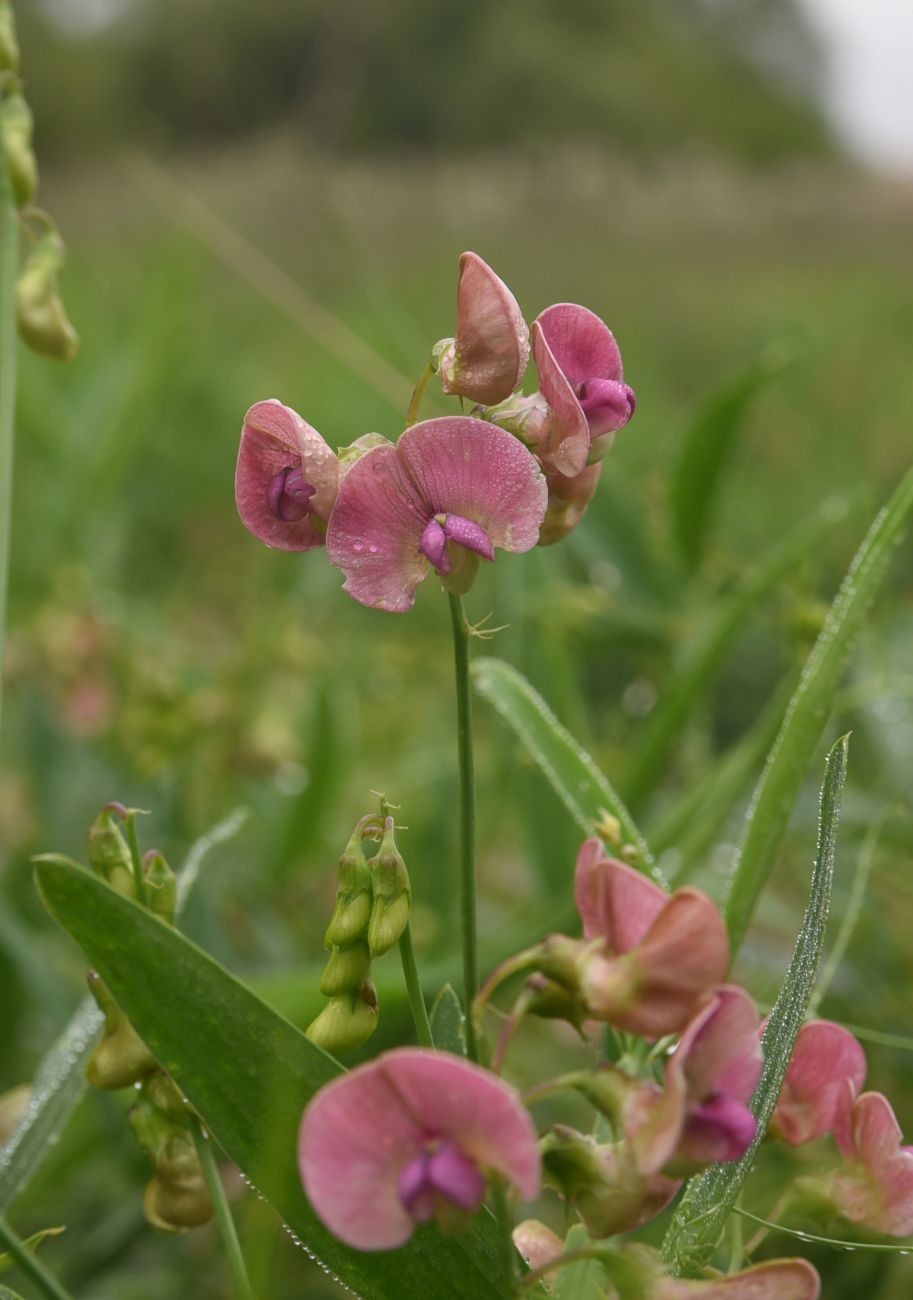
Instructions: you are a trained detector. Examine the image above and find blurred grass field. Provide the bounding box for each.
[3,4,913,1295]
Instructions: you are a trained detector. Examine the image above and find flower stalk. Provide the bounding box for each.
[398,921,434,1048]
[449,592,480,1062]
[0,132,18,744]
[191,1120,257,1300]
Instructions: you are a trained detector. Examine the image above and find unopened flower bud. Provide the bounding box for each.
[16,227,79,361]
[143,849,177,925]
[129,1084,212,1232]
[0,1083,29,1145]
[337,432,392,468]
[86,970,157,1089]
[0,0,19,73]
[539,462,602,547]
[367,817,411,956]
[324,822,373,948]
[88,804,136,898]
[306,982,378,1055]
[1,93,36,207]
[318,939,372,997]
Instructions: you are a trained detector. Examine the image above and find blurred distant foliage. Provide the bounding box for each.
[21,0,831,161]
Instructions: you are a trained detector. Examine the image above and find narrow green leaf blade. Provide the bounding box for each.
[472,658,662,886]
[429,984,468,1057]
[34,858,507,1300]
[0,1226,65,1275]
[725,465,913,953]
[662,735,849,1276]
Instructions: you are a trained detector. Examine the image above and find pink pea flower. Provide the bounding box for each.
[647,1255,821,1300]
[326,415,547,611]
[529,303,636,477]
[437,252,530,406]
[772,1020,867,1147]
[573,839,730,1037]
[298,1047,540,1250]
[829,1089,913,1236]
[235,399,341,551]
[538,462,603,547]
[626,985,762,1176]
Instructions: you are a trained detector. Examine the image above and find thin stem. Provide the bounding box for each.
[398,922,434,1048]
[449,592,480,1062]
[192,1120,257,1300]
[0,133,19,745]
[0,1215,75,1300]
[517,1247,607,1290]
[125,812,148,908]
[406,361,434,426]
[491,1184,515,1297]
[521,1071,587,1107]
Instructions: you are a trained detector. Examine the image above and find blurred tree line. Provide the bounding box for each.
[21,0,830,161]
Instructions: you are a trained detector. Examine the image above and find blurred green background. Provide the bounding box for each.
[2,0,913,1295]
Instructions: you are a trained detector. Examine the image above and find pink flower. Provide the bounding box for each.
[772,1021,866,1147]
[298,1048,540,1250]
[653,1257,821,1299]
[830,1090,913,1236]
[326,416,547,611]
[538,462,603,546]
[235,399,341,551]
[437,252,530,405]
[573,839,730,1037]
[626,986,762,1176]
[530,303,636,477]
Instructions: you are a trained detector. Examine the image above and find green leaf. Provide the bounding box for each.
[472,658,663,887]
[429,984,468,1056]
[34,857,508,1300]
[662,735,849,1276]
[553,1224,607,1300]
[725,465,913,953]
[623,494,861,812]
[0,1285,28,1300]
[671,350,788,572]
[0,1226,65,1275]
[0,809,247,1213]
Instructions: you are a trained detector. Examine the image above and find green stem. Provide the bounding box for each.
[192,1120,257,1300]
[0,130,19,745]
[406,361,434,426]
[398,922,433,1048]
[0,1215,75,1300]
[491,1184,516,1297]
[124,812,148,908]
[448,593,479,1062]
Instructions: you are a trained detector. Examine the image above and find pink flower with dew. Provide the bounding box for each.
[530,303,636,477]
[437,252,530,406]
[298,1048,540,1250]
[573,839,729,1037]
[538,461,603,547]
[235,400,341,551]
[653,1257,821,1299]
[772,1020,866,1147]
[626,985,762,1176]
[326,416,547,611]
[830,1089,913,1236]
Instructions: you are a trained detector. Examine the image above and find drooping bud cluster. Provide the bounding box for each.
[306,812,412,1056]
[129,1073,213,1233]
[0,6,79,361]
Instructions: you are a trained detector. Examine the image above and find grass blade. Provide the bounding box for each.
[471,658,662,885]
[724,466,913,953]
[661,735,849,1276]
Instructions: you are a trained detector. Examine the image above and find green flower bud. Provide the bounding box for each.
[86,970,157,1089]
[16,227,79,362]
[324,822,373,948]
[306,982,378,1055]
[367,817,411,956]
[143,849,177,925]
[145,1071,189,1123]
[88,804,136,898]
[318,939,371,997]
[1,93,36,207]
[0,1083,29,1145]
[0,1,19,73]
[129,1083,212,1232]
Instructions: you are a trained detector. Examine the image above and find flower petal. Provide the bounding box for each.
[397,416,547,554]
[679,985,762,1105]
[539,461,602,546]
[326,442,430,612]
[531,320,590,477]
[574,839,667,950]
[578,377,637,445]
[657,1258,821,1299]
[442,252,530,405]
[535,303,624,390]
[774,1021,867,1146]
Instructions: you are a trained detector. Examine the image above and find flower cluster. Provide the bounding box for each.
[235,252,636,610]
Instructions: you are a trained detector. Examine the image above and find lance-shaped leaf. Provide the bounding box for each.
[725,465,913,954]
[34,857,509,1300]
[661,735,849,1277]
[472,658,663,886]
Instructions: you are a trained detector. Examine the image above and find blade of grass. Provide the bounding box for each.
[724,466,913,954]
[662,735,849,1276]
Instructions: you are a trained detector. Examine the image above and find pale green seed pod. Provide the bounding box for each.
[16,227,80,362]
[318,939,371,998]
[86,970,157,1089]
[306,983,378,1055]
[1,93,37,207]
[0,1,19,73]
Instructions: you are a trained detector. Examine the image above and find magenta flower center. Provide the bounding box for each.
[267,466,316,522]
[418,513,495,575]
[398,1140,486,1224]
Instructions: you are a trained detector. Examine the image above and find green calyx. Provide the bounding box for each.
[85,970,157,1090]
